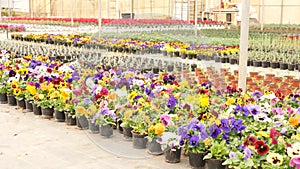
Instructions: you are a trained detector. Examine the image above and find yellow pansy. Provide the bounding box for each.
[13,88,22,96]
[154,123,165,135]
[50,91,60,99]
[4,61,9,67]
[203,139,211,146]
[179,80,189,88]
[148,125,155,133]
[226,97,235,106]
[128,91,138,102]
[11,80,19,89]
[257,131,269,138]
[60,90,70,101]
[174,93,181,99]
[199,94,209,107]
[26,85,36,95]
[38,94,44,100]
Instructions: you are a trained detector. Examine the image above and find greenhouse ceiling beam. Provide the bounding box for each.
[238,0,250,91]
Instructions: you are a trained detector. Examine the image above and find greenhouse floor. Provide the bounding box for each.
[0,104,190,169]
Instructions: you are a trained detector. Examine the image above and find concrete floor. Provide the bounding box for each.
[0,104,189,169]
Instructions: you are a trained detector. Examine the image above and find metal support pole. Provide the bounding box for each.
[238,0,250,91]
[71,0,74,27]
[107,0,109,18]
[280,0,283,25]
[8,0,10,18]
[169,0,171,18]
[0,0,2,21]
[201,0,204,20]
[151,0,153,19]
[187,0,190,22]
[130,0,133,19]
[117,0,120,19]
[195,0,198,35]
[260,0,264,31]
[181,0,183,20]
[60,0,63,17]
[98,0,102,38]
[136,0,139,19]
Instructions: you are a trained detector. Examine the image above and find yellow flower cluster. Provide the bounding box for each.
[148,123,165,135]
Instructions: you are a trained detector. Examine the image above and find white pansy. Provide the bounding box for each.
[254,112,271,122]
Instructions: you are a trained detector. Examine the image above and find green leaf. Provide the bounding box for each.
[245,159,254,167]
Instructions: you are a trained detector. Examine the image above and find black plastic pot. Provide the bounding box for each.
[189,152,207,168]
[147,138,163,155]
[270,62,280,69]
[215,56,221,62]
[132,132,148,149]
[65,112,76,125]
[123,127,133,140]
[288,64,295,71]
[253,61,262,67]
[247,60,253,66]
[77,115,89,129]
[280,63,288,70]
[262,61,270,68]
[25,100,33,112]
[54,110,65,122]
[16,99,26,109]
[88,119,99,134]
[41,107,54,119]
[229,58,238,65]
[207,159,226,169]
[100,125,113,138]
[165,147,181,163]
[33,104,42,115]
[0,93,7,104]
[7,95,16,106]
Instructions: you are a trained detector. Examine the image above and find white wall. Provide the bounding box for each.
[1,0,29,12]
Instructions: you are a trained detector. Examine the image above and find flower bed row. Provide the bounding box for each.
[3,17,225,26]
[0,24,25,32]
[0,48,300,169]
[11,33,300,71]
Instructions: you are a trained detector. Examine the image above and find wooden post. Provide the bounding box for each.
[238,0,250,91]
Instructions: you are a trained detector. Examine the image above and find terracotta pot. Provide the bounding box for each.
[255,75,264,81]
[262,80,272,87]
[291,79,300,88]
[246,77,253,83]
[265,74,275,79]
[272,77,283,83]
[233,70,239,76]
[249,72,259,77]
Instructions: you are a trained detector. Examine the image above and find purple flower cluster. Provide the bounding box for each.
[167,96,178,113]
[163,74,176,85]
[178,119,208,147]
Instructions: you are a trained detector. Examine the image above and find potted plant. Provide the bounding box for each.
[0,81,8,104]
[53,99,66,122]
[179,118,210,168]
[204,140,230,169]
[157,131,182,163]
[92,107,116,138]
[65,103,76,126]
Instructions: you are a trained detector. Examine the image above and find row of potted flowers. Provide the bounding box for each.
[0,48,299,168]
[3,17,225,26]
[11,32,300,72]
[0,24,26,32]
